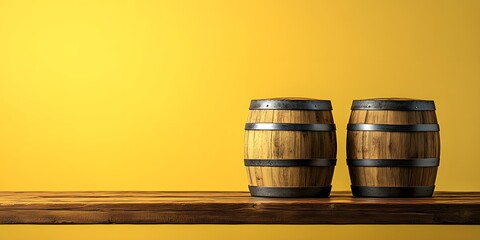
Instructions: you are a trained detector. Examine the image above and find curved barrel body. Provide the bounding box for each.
[347,98,440,197]
[245,98,337,197]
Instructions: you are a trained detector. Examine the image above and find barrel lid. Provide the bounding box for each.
[250,98,332,110]
[351,98,435,111]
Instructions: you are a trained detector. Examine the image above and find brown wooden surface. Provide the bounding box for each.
[347,108,440,187]
[245,106,336,188]
[0,191,479,224]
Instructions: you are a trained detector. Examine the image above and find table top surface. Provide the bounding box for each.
[0,191,479,224]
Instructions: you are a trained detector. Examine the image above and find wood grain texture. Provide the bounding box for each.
[347,108,440,187]
[245,107,336,189]
[0,191,479,224]
[246,166,334,187]
[246,110,334,124]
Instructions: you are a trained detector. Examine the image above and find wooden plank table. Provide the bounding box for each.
[0,191,479,224]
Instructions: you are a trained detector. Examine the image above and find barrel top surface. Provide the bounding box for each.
[352,98,435,111]
[250,98,332,110]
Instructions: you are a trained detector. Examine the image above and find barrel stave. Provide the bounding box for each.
[245,99,336,197]
[347,99,440,197]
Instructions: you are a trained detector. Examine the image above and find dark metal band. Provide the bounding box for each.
[245,159,337,167]
[351,100,436,111]
[250,99,332,111]
[246,123,336,131]
[347,124,439,132]
[249,186,332,198]
[351,186,435,198]
[347,158,439,167]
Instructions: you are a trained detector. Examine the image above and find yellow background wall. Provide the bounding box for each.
[0,0,479,239]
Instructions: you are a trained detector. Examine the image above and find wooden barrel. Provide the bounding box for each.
[347,98,440,197]
[244,98,337,197]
